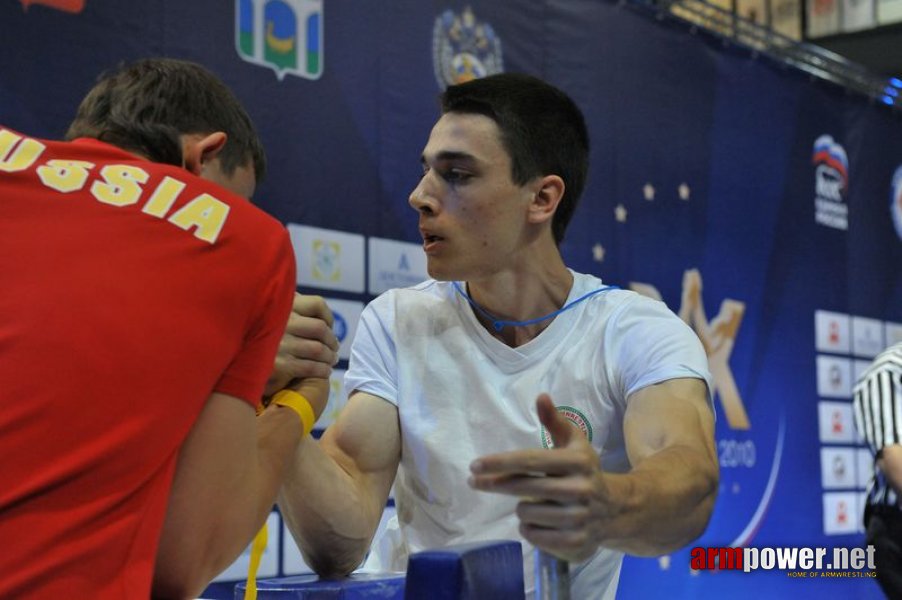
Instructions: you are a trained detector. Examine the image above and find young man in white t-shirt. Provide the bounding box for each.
[278,73,718,599]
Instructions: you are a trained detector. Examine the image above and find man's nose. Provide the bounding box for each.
[409,179,438,215]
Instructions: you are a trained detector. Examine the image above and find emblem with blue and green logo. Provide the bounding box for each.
[236,0,322,80]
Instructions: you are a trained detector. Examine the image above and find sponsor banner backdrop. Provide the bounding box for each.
[736,0,768,24]
[0,1,899,599]
[886,321,902,345]
[367,237,429,295]
[287,224,366,293]
[841,0,876,31]
[807,0,842,35]
[852,315,885,357]
[878,0,902,23]
[823,492,862,535]
[815,310,851,354]
[816,355,854,398]
[325,299,364,360]
[770,0,803,39]
[820,447,858,489]
[818,401,855,444]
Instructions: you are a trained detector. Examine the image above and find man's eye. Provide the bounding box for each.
[444,169,470,183]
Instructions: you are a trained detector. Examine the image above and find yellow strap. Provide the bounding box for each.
[272,389,316,437]
[245,391,312,599]
[243,523,268,600]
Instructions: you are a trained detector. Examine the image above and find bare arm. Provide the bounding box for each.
[607,377,718,554]
[878,445,902,496]
[152,393,303,599]
[469,378,717,561]
[278,391,402,577]
[152,293,336,599]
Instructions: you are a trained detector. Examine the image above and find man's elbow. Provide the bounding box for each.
[152,536,239,599]
[303,545,367,579]
[681,465,719,545]
[662,463,719,553]
[691,484,718,538]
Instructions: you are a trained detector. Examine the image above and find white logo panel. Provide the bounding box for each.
[816,355,853,398]
[818,401,855,443]
[851,316,884,358]
[853,359,872,385]
[368,237,429,295]
[815,310,850,353]
[288,224,365,293]
[822,492,859,535]
[820,447,857,489]
[886,321,902,347]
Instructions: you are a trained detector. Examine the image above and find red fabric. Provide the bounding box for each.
[20,0,86,14]
[0,128,296,598]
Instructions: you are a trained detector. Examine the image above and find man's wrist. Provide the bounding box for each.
[272,389,316,436]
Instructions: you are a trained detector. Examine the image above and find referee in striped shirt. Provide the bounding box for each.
[853,341,902,598]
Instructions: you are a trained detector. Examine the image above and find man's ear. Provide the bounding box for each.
[527,174,565,225]
[181,132,227,176]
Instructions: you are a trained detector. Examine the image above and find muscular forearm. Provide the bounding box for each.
[212,383,333,570]
[600,444,718,556]
[277,437,383,577]
[154,399,303,599]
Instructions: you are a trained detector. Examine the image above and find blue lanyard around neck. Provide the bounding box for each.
[452,281,619,332]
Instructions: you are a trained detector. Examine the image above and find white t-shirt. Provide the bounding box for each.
[346,270,713,599]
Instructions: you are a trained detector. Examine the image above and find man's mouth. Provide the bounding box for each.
[422,233,445,251]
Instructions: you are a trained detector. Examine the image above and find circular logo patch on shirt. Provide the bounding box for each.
[541,405,593,448]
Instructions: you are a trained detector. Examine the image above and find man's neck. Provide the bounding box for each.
[464,255,573,348]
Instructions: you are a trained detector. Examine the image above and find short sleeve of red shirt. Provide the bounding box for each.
[213,227,296,405]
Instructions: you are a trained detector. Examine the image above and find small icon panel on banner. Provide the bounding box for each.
[288,224,365,293]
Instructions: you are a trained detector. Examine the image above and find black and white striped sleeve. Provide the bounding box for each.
[853,345,902,457]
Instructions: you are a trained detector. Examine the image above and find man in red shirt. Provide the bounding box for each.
[0,58,337,599]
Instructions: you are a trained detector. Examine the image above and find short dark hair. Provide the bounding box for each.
[66,58,266,181]
[440,73,589,245]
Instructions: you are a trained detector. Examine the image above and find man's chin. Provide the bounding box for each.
[425,261,458,282]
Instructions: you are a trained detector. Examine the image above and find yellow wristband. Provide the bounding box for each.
[272,389,316,437]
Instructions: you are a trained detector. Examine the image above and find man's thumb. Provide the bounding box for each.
[537,393,572,448]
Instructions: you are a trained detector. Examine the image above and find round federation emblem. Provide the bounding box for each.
[541,405,593,448]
